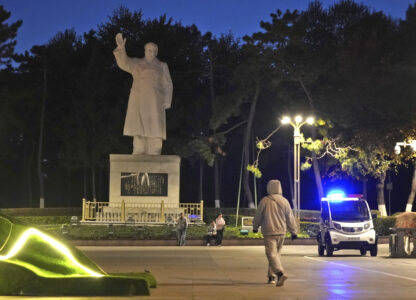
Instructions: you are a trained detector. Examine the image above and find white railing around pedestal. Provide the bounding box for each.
[81,199,204,224]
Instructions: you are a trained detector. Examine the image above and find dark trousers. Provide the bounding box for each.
[205,234,217,245]
[216,229,224,245]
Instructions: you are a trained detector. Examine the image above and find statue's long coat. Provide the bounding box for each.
[113,47,173,139]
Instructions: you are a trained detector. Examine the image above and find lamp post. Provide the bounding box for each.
[394,139,416,212]
[394,140,416,155]
[281,115,314,223]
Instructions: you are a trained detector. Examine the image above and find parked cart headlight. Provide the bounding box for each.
[364,222,370,230]
[333,222,342,230]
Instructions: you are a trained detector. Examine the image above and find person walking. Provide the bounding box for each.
[215,213,226,246]
[253,179,297,287]
[176,212,188,246]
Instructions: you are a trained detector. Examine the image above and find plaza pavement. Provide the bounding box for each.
[3,243,416,300]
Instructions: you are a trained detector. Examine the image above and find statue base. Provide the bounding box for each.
[109,154,180,205]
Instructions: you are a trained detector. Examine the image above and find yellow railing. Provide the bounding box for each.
[180,202,203,222]
[81,199,204,224]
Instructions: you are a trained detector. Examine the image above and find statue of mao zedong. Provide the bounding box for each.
[113,33,173,155]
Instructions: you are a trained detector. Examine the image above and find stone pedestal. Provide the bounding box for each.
[109,154,180,204]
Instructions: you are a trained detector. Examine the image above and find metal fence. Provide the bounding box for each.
[81,199,203,225]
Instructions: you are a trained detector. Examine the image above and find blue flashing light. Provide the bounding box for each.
[327,189,346,200]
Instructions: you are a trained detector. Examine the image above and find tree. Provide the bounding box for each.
[0,6,26,207]
[24,30,82,207]
[199,32,243,207]
[0,5,22,67]
[229,35,280,208]
[314,1,405,216]
[249,0,407,215]
[250,3,332,202]
[395,4,416,212]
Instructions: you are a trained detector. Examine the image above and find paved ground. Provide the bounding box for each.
[3,244,416,299]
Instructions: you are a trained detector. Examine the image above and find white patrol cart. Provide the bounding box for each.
[317,194,377,257]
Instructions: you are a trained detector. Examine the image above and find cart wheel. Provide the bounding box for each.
[325,237,333,257]
[318,244,325,256]
[360,248,367,256]
[370,244,378,257]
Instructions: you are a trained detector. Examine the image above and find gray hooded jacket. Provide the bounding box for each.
[253,180,297,236]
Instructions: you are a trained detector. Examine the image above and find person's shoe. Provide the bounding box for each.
[276,272,287,287]
[206,243,210,246]
[267,276,276,284]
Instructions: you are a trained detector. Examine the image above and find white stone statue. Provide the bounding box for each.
[113,33,173,155]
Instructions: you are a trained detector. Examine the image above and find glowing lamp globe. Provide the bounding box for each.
[281,116,291,124]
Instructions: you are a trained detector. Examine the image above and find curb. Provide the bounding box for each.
[70,236,389,247]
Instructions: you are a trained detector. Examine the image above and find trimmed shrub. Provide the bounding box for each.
[0,207,82,217]
[14,216,73,224]
[204,208,320,226]
[373,216,396,236]
[49,222,312,240]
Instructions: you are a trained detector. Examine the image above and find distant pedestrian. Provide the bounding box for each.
[176,212,188,246]
[205,220,217,246]
[253,179,297,287]
[215,213,226,246]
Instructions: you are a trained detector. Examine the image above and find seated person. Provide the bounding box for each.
[205,220,217,246]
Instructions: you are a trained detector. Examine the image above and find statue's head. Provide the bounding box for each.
[144,42,158,62]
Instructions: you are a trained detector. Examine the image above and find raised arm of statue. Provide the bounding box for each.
[115,33,126,49]
[113,33,133,74]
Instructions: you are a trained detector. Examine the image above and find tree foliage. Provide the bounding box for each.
[0,5,22,66]
[2,2,416,212]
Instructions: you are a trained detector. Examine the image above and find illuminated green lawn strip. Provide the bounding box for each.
[0,227,104,277]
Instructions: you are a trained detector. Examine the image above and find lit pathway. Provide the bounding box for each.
[87,244,416,299]
[3,244,416,299]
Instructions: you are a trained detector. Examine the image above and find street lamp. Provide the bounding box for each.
[281,115,314,223]
[394,140,416,155]
[394,139,416,212]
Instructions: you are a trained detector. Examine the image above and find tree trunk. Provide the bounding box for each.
[298,78,324,200]
[406,161,416,212]
[312,155,324,200]
[37,60,47,208]
[219,156,224,204]
[91,151,96,202]
[98,165,103,203]
[26,139,35,207]
[83,163,87,199]
[242,81,260,208]
[252,133,258,208]
[376,172,387,216]
[23,140,34,207]
[66,168,72,206]
[362,177,368,200]
[199,159,204,201]
[214,158,220,207]
[235,148,245,224]
[208,45,221,208]
[23,141,29,206]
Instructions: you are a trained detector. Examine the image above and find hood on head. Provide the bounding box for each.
[267,179,282,195]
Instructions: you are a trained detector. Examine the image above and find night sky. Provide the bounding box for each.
[3,0,416,54]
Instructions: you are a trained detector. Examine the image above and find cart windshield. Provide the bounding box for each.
[329,200,370,222]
